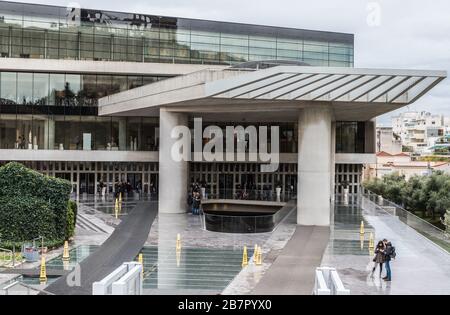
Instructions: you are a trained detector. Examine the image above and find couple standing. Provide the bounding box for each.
[371,239,396,282]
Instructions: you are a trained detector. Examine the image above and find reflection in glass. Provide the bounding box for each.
[65,74,81,106]
[49,73,65,106]
[336,122,366,153]
[0,2,354,67]
[33,73,49,105]
[17,72,33,105]
[1,72,17,104]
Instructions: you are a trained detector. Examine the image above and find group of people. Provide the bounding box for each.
[187,182,202,215]
[16,135,27,149]
[113,179,136,198]
[371,239,396,282]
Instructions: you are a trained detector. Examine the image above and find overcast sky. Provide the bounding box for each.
[7,0,450,125]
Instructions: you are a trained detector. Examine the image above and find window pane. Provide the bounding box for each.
[49,73,65,105]
[1,72,17,104]
[59,30,79,60]
[64,74,81,106]
[17,72,33,105]
[0,114,16,149]
[33,73,49,105]
[0,25,10,57]
[128,76,143,90]
[111,75,128,94]
[22,29,45,58]
[10,27,22,58]
[96,75,111,99]
[80,74,97,106]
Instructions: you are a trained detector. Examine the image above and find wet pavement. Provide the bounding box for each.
[321,196,450,295]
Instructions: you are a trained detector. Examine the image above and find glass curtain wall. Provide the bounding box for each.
[0,72,162,151]
[0,2,354,67]
[335,122,366,153]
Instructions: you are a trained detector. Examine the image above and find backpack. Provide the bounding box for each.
[389,246,396,259]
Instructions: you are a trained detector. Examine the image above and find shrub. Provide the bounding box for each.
[65,200,78,239]
[0,162,72,246]
[0,196,56,241]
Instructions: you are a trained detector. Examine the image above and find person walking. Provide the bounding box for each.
[371,240,385,278]
[383,240,396,282]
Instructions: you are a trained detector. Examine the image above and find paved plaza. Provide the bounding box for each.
[322,197,450,295]
[2,194,450,295]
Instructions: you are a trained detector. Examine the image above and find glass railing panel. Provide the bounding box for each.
[361,187,450,253]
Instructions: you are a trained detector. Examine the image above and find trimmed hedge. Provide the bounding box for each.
[66,200,78,239]
[0,162,73,246]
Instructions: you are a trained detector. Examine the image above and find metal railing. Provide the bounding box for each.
[361,187,450,253]
[1,281,54,296]
[0,248,12,267]
[313,267,350,295]
[193,188,296,203]
[199,199,296,233]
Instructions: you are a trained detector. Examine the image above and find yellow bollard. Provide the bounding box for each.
[360,234,365,250]
[369,232,375,249]
[114,198,119,219]
[368,232,375,256]
[39,255,47,284]
[63,259,70,271]
[176,233,181,252]
[360,221,365,235]
[62,241,70,261]
[255,246,262,266]
[138,253,144,276]
[119,192,122,211]
[253,244,258,264]
[242,246,248,267]
[176,250,181,267]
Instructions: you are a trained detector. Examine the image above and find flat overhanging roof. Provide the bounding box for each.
[98,66,446,121]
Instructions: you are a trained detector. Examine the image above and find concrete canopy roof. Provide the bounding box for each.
[98,66,446,121]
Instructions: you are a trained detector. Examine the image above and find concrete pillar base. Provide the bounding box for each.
[158,108,188,214]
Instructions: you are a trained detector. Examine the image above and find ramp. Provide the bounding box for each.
[45,201,157,295]
[252,225,330,295]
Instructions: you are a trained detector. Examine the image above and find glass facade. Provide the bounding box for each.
[0,71,163,151]
[188,121,298,153]
[335,122,366,153]
[0,71,165,106]
[0,1,354,67]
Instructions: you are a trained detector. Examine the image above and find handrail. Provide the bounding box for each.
[0,248,12,266]
[361,188,450,253]
[2,281,55,295]
[361,188,448,235]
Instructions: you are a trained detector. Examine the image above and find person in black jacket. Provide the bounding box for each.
[192,191,201,215]
[383,240,396,282]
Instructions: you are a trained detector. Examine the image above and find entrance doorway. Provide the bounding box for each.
[127,173,142,191]
[219,174,233,199]
[79,173,95,194]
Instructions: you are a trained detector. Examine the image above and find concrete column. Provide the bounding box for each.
[365,119,376,154]
[330,121,336,203]
[118,118,127,151]
[159,108,188,214]
[297,106,332,226]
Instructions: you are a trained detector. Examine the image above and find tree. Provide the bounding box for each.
[363,171,450,228]
[443,210,450,235]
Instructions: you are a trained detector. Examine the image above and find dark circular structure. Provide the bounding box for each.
[202,200,291,234]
